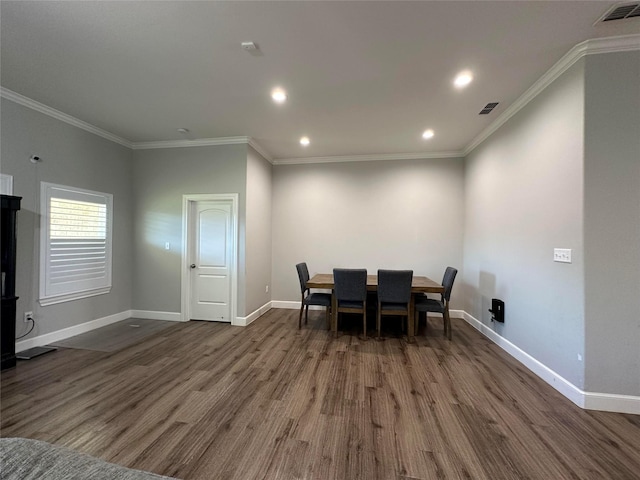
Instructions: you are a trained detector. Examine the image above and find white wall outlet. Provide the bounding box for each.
[577,353,583,361]
[265,285,269,293]
[165,242,170,250]
[24,311,34,322]
[553,248,572,263]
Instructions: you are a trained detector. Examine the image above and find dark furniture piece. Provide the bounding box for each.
[296,262,332,329]
[307,273,444,342]
[414,266,458,340]
[333,268,368,338]
[376,269,413,338]
[1,194,21,370]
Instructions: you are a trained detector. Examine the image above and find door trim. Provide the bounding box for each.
[181,194,239,323]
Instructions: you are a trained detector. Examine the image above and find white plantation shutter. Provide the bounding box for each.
[40,183,113,305]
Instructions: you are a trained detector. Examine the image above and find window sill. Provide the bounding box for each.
[39,287,112,307]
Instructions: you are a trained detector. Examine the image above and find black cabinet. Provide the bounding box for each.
[1,194,21,370]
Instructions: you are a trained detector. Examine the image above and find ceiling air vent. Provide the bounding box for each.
[479,102,499,115]
[600,2,640,22]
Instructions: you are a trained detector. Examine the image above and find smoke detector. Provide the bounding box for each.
[241,42,258,51]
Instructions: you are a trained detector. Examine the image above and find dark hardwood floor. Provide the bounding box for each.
[2,309,639,479]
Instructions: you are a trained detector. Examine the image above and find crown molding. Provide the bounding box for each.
[132,136,273,163]
[247,139,273,164]
[272,151,464,165]
[132,136,251,150]
[463,34,640,156]
[0,86,133,148]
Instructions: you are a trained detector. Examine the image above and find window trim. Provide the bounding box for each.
[39,182,113,306]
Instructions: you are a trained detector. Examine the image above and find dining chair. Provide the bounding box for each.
[296,262,332,329]
[333,268,368,338]
[376,269,413,338]
[414,266,457,340]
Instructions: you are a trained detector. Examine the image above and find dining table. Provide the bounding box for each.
[306,273,444,341]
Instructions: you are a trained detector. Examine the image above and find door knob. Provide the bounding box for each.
[190,264,196,269]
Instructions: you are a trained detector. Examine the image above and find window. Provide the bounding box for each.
[40,182,113,306]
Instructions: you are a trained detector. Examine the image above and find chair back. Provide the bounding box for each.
[441,267,458,302]
[296,262,310,294]
[333,268,367,302]
[377,269,413,304]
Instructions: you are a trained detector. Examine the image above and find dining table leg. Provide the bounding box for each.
[408,293,415,343]
[332,290,338,338]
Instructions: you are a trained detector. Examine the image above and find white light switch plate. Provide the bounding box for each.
[554,248,572,263]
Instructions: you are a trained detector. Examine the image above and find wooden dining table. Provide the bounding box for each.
[306,273,444,341]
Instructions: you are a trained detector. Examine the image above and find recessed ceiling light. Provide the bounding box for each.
[422,129,435,140]
[300,136,310,146]
[271,88,287,103]
[454,71,473,89]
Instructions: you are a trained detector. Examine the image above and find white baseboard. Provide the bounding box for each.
[274,301,464,315]
[234,301,272,327]
[272,303,465,317]
[271,300,300,309]
[15,310,132,352]
[583,392,640,415]
[461,311,640,415]
[130,310,184,322]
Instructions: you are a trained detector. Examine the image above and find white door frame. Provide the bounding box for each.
[181,193,239,323]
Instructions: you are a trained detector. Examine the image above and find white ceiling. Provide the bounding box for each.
[1,1,638,161]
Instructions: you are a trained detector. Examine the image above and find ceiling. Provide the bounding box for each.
[1,1,638,161]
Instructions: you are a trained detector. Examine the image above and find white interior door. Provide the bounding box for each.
[189,200,233,322]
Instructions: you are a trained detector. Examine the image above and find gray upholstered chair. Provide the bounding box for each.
[414,266,458,340]
[296,262,332,329]
[376,269,413,338]
[333,268,368,337]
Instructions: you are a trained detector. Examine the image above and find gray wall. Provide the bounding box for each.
[131,144,248,316]
[583,51,640,396]
[0,98,134,339]
[245,146,273,315]
[463,61,586,388]
[271,158,465,304]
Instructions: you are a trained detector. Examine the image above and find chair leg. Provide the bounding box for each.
[444,308,452,340]
[298,301,304,329]
[362,310,367,339]
[325,306,331,330]
[376,305,381,338]
[305,304,309,324]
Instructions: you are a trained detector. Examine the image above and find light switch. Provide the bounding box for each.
[554,248,571,263]
[165,242,170,250]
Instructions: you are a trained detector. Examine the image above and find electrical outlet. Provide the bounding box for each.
[265,285,269,293]
[165,242,171,250]
[24,311,34,323]
[553,248,572,263]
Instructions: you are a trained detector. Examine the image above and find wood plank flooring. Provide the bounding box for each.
[50,318,176,352]
[1,309,639,479]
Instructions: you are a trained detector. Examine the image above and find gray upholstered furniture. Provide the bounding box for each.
[296,262,332,329]
[414,266,458,340]
[333,268,368,337]
[0,437,176,480]
[376,269,413,338]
